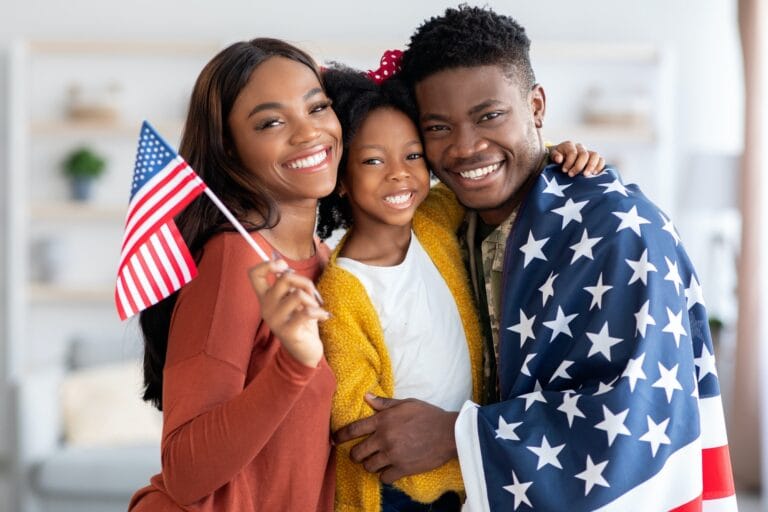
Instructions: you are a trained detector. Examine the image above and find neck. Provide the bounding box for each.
[255,200,319,260]
[341,219,413,266]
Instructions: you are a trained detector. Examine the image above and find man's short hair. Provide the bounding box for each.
[400,4,536,91]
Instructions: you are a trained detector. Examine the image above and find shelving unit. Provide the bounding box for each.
[5,40,219,379]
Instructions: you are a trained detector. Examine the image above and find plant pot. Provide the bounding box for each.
[70,177,94,202]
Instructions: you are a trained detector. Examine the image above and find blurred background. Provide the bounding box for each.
[0,0,764,511]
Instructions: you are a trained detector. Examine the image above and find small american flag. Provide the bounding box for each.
[456,166,735,511]
[115,121,206,320]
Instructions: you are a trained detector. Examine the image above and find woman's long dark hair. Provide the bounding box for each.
[316,65,418,240]
[139,38,322,410]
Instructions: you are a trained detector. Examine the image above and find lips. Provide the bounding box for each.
[455,161,503,181]
[283,146,332,172]
[383,190,416,209]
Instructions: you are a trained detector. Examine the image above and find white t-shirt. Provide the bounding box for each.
[337,232,472,412]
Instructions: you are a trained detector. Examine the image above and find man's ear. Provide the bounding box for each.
[530,84,546,129]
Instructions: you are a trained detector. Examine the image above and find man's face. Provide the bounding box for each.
[415,65,546,225]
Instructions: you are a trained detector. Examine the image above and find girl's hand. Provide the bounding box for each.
[249,259,329,368]
[550,141,606,178]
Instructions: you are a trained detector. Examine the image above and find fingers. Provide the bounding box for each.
[364,393,404,411]
[361,450,390,474]
[334,416,377,446]
[379,465,407,485]
[585,154,606,175]
[567,145,590,177]
[248,260,288,296]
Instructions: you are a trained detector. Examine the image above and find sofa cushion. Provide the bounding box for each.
[34,443,160,497]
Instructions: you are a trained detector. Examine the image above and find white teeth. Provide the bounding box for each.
[287,150,327,169]
[384,192,412,205]
[459,162,501,180]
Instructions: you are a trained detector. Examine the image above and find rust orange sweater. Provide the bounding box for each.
[129,231,336,512]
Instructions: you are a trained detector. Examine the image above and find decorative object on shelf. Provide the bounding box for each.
[582,86,652,128]
[66,81,123,122]
[61,146,107,201]
[29,236,67,283]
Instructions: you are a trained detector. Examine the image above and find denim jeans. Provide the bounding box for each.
[381,484,461,512]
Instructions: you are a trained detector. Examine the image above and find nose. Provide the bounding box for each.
[448,124,487,159]
[387,160,411,181]
[290,116,321,146]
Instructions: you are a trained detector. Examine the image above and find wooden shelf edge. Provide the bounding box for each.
[28,283,114,303]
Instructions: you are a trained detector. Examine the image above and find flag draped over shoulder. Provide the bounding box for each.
[115,121,206,320]
[455,166,735,511]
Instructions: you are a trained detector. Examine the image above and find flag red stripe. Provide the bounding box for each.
[137,248,164,302]
[115,283,128,321]
[119,270,142,316]
[118,180,205,267]
[156,223,187,287]
[669,494,701,512]
[127,259,152,308]
[702,445,735,500]
[169,222,197,276]
[145,237,175,295]
[121,170,202,251]
[125,161,189,228]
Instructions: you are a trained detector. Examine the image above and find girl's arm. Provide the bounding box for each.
[549,140,606,177]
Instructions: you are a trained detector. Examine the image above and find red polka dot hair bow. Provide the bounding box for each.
[367,49,403,84]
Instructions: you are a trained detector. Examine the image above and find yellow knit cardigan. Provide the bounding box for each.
[317,184,485,512]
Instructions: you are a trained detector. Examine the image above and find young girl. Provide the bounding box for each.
[129,38,338,511]
[315,65,604,512]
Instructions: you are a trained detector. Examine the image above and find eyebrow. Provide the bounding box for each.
[420,99,505,123]
[358,139,421,151]
[247,87,324,118]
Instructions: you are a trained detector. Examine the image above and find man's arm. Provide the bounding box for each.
[333,394,458,483]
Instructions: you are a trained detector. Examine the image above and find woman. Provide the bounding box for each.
[129,38,339,511]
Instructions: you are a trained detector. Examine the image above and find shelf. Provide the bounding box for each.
[30,202,126,221]
[28,283,114,303]
[27,40,220,56]
[30,119,184,137]
[547,123,655,145]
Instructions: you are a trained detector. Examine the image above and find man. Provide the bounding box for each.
[335,6,736,511]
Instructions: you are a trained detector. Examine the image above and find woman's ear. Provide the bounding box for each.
[337,182,347,197]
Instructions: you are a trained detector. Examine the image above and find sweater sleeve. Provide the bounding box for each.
[417,183,466,232]
[317,263,465,508]
[158,235,320,506]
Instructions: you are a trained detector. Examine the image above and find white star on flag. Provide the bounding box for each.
[660,212,680,245]
[613,205,651,236]
[599,178,629,196]
[503,471,533,510]
[652,362,683,403]
[584,273,612,310]
[594,405,631,446]
[543,306,578,342]
[694,344,718,381]
[550,360,575,383]
[585,321,623,361]
[639,416,671,457]
[521,353,536,376]
[539,271,558,306]
[520,388,547,410]
[520,230,549,268]
[557,393,586,426]
[664,257,684,295]
[527,435,565,470]
[575,455,610,495]
[622,353,647,392]
[507,309,536,347]
[594,381,613,396]
[634,300,656,338]
[569,229,602,264]
[662,307,687,347]
[542,175,572,197]
[626,249,658,285]
[496,416,523,441]
[551,198,589,229]
[685,275,706,310]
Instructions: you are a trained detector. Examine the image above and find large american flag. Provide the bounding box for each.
[455,166,735,511]
[115,121,206,320]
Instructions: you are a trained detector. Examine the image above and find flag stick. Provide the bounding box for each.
[203,188,269,261]
[202,187,324,304]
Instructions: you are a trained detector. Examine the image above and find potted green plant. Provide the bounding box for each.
[61,147,106,201]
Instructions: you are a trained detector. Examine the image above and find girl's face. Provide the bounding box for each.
[228,57,342,205]
[341,107,430,231]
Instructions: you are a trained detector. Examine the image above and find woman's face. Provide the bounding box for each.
[341,107,430,231]
[228,57,342,205]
